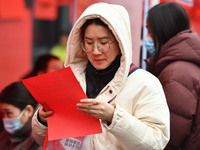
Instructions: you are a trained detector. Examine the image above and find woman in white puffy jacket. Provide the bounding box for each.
[32,3,170,150]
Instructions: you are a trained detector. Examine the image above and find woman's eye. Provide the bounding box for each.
[7,112,13,116]
[85,42,93,45]
[101,42,108,45]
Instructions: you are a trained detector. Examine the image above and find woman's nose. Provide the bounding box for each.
[92,43,101,54]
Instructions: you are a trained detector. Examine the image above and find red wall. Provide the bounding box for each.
[0,0,32,92]
[0,0,142,92]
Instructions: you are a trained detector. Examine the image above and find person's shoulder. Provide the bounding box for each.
[160,61,200,82]
[0,130,9,145]
[128,68,162,88]
[126,68,166,103]
[50,45,66,55]
[129,68,158,80]
[50,45,63,52]
[0,130,8,137]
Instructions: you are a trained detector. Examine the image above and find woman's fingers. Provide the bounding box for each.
[38,106,53,123]
[77,99,100,115]
[80,99,99,105]
[77,99,115,122]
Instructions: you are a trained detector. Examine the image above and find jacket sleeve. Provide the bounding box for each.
[162,78,198,149]
[103,72,170,150]
[32,108,47,146]
[159,61,200,149]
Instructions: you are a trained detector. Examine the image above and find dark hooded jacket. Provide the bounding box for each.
[148,29,200,150]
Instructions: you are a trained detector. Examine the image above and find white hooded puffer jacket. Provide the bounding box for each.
[32,3,170,150]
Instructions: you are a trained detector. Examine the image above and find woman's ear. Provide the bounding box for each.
[25,104,34,118]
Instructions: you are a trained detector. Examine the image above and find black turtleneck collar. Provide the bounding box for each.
[86,55,121,98]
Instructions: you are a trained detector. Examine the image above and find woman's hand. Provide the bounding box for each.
[38,106,53,124]
[77,99,115,122]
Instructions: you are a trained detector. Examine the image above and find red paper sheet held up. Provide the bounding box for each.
[22,67,102,141]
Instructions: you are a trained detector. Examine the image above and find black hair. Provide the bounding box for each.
[81,18,108,40]
[23,54,60,78]
[0,82,38,111]
[147,2,190,71]
[147,2,190,52]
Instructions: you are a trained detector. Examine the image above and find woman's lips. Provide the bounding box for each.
[94,59,105,63]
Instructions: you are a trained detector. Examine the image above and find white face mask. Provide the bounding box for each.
[3,108,26,134]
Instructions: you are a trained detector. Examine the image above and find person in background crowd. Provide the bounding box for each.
[146,2,200,150]
[0,54,63,134]
[144,32,155,57]
[32,3,170,150]
[50,31,69,63]
[1,54,62,133]
[0,81,42,150]
[23,54,64,78]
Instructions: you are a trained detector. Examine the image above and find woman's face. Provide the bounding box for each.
[83,23,120,70]
[37,59,63,75]
[46,59,64,73]
[0,103,28,125]
[146,20,152,38]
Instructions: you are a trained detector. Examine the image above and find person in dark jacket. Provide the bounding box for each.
[0,81,42,150]
[146,2,200,150]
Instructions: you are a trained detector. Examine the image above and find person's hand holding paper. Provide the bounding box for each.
[22,67,102,141]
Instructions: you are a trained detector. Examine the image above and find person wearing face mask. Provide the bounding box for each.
[0,81,42,150]
[146,2,200,149]
[144,34,155,58]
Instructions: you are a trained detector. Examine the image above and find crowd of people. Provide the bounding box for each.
[0,2,199,150]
